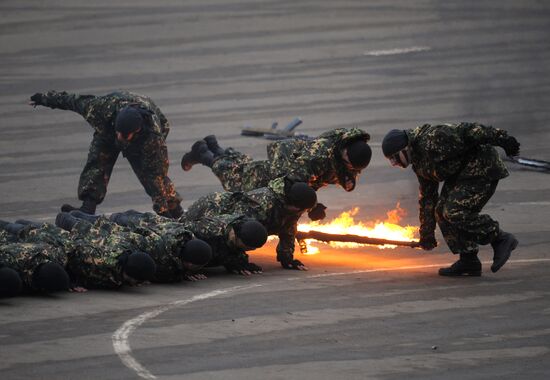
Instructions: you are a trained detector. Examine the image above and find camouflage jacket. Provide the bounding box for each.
[109,212,195,282]
[185,177,302,261]
[178,214,251,270]
[0,223,68,289]
[65,218,148,288]
[12,220,139,288]
[0,230,16,245]
[230,128,369,192]
[407,123,510,238]
[39,90,169,156]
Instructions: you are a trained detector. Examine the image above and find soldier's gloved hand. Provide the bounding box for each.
[500,136,520,157]
[308,203,327,221]
[224,259,253,276]
[245,262,263,274]
[29,93,44,107]
[419,234,437,251]
[280,258,308,271]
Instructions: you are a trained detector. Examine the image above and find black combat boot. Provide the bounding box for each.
[181,140,214,171]
[55,212,79,231]
[69,210,100,223]
[61,198,96,214]
[490,230,518,273]
[204,135,225,156]
[438,254,482,277]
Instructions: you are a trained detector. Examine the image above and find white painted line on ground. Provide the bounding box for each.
[112,285,261,380]
[363,46,431,56]
[112,257,550,379]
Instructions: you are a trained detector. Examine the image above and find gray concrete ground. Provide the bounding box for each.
[1,1,550,379]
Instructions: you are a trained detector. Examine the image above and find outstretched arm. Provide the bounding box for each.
[30,90,96,117]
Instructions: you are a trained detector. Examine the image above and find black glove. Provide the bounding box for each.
[280,258,306,270]
[419,234,437,250]
[244,262,263,273]
[30,93,44,106]
[500,136,520,156]
[308,203,327,221]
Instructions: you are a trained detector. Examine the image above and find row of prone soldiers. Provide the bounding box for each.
[0,172,325,297]
[0,90,521,297]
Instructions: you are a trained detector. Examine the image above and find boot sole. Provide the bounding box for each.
[491,238,519,273]
[439,270,482,277]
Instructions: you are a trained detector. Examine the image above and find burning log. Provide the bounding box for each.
[295,230,420,253]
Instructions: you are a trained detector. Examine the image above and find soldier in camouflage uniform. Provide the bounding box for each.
[111,211,268,275]
[185,177,317,270]
[29,90,182,218]
[68,211,212,282]
[2,218,155,290]
[181,129,371,220]
[0,222,70,293]
[381,123,521,276]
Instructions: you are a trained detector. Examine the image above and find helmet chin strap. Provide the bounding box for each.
[398,149,410,168]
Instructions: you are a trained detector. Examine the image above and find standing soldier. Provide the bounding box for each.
[381,123,520,276]
[181,128,371,220]
[185,177,317,270]
[29,90,183,218]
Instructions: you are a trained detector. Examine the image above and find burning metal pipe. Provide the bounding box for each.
[295,230,420,252]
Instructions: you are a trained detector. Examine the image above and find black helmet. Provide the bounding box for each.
[381,129,408,158]
[33,262,70,292]
[236,220,268,249]
[123,251,156,282]
[0,267,22,297]
[287,182,317,210]
[179,239,212,266]
[115,106,144,135]
[346,140,372,169]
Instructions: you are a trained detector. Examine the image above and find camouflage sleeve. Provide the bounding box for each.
[156,108,170,139]
[417,174,439,238]
[275,216,299,261]
[40,91,97,117]
[458,122,510,147]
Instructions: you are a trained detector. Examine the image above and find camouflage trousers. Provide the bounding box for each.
[211,148,270,192]
[435,178,499,256]
[78,133,182,217]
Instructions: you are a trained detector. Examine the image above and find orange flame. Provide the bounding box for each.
[297,204,419,254]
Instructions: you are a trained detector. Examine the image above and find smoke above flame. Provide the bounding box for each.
[297,204,419,254]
